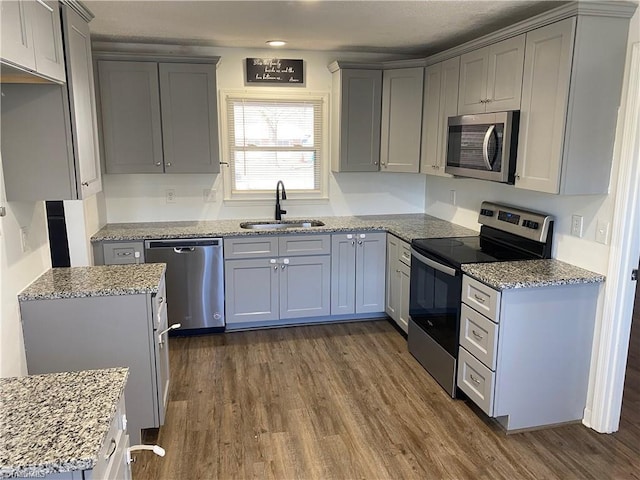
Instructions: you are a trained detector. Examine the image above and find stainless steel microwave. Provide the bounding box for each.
[445,111,519,184]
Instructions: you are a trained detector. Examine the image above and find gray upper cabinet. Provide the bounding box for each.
[457,35,525,115]
[420,57,459,176]
[0,0,65,83]
[330,66,382,172]
[0,4,102,201]
[380,67,424,173]
[61,4,101,198]
[98,61,164,174]
[97,57,220,174]
[515,15,630,195]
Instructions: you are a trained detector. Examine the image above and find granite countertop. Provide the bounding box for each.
[18,263,166,301]
[462,259,606,291]
[0,368,128,479]
[90,214,479,244]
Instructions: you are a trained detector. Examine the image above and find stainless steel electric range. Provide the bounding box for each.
[408,201,554,397]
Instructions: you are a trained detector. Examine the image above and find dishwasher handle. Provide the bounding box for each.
[173,247,195,253]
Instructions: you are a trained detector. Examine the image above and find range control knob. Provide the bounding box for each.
[523,220,539,229]
[480,208,494,217]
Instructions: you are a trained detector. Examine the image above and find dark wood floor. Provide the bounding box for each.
[134,291,640,479]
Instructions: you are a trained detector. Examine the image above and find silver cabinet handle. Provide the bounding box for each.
[105,438,117,460]
[117,251,132,256]
[281,264,286,270]
[157,296,164,304]
[155,161,162,166]
[166,162,172,167]
[473,294,486,303]
[472,330,484,340]
[357,240,363,245]
[351,240,355,246]
[374,161,378,165]
[469,374,481,385]
[81,181,89,187]
[274,265,278,270]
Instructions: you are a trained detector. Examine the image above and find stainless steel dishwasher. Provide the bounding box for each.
[144,238,224,332]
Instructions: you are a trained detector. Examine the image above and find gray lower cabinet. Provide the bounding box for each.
[0,4,102,201]
[224,235,331,327]
[96,56,220,174]
[95,241,146,265]
[385,234,410,332]
[331,232,386,315]
[457,275,599,431]
[20,278,168,445]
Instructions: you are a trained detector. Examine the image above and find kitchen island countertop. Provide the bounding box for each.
[18,263,166,301]
[0,368,128,479]
[90,213,479,244]
[462,259,605,291]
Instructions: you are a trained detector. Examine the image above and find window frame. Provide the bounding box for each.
[219,89,330,203]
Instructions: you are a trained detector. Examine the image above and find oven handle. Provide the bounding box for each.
[410,248,457,277]
[482,125,495,170]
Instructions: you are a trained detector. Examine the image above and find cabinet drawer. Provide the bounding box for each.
[279,234,331,256]
[399,241,411,267]
[224,236,278,259]
[457,347,495,416]
[459,304,498,370]
[462,275,500,321]
[103,242,145,265]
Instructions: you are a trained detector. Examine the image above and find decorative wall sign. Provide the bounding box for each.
[246,58,304,84]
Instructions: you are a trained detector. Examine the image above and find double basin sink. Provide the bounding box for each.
[240,220,325,230]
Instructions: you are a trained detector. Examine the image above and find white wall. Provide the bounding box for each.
[64,192,107,266]
[95,43,427,222]
[0,152,51,377]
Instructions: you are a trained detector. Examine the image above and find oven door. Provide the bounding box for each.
[408,247,462,397]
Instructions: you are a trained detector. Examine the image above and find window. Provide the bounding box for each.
[221,91,328,201]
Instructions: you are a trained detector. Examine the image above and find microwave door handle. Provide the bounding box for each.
[482,125,495,170]
[411,248,457,277]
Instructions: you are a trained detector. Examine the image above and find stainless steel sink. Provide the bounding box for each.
[239,220,325,230]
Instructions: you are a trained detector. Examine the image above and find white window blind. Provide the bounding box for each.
[224,96,324,197]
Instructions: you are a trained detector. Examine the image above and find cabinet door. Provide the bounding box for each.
[420,63,442,173]
[380,68,423,173]
[485,34,525,112]
[159,63,220,174]
[224,258,279,324]
[280,255,331,319]
[30,0,65,82]
[385,234,400,320]
[331,69,382,172]
[398,261,411,334]
[153,290,169,426]
[355,232,386,313]
[331,234,357,315]
[516,18,575,193]
[458,47,488,114]
[436,57,460,174]
[62,6,102,198]
[0,0,35,70]
[98,61,164,173]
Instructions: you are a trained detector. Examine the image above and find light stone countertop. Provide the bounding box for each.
[90,214,480,244]
[0,368,128,479]
[18,263,166,301]
[462,259,605,291]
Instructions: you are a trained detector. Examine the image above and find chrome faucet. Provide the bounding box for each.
[275,180,287,220]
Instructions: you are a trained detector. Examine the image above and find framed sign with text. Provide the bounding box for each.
[245,58,304,84]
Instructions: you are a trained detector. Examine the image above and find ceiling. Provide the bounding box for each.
[85,1,565,56]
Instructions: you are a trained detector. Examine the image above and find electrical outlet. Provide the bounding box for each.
[203,189,216,203]
[450,189,456,205]
[596,220,610,244]
[571,215,583,237]
[166,189,176,203]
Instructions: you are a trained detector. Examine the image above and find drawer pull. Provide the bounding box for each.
[117,252,132,257]
[105,438,117,460]
[471,330,484,340]
[469,374,481,385]
[473,294,486,303]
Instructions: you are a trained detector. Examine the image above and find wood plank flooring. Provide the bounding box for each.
[134,304,640,479]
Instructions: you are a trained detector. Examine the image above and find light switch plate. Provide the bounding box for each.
[166,189,176,203]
